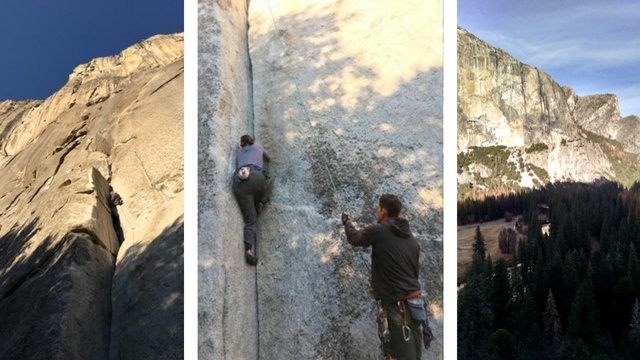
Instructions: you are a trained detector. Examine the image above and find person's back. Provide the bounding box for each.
[233,134,273,265]
[342,194,427,359]
[237,143,266,168]
[369,218,420,302]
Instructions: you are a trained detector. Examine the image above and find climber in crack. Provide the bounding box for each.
[233,134,273,266]
[109,186,125,244]
[342,194,433,360]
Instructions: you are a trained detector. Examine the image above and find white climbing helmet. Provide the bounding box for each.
[237,166,251,180]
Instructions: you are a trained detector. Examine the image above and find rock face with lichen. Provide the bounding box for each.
[457,27,640,196]
[199,0,443,359]
[0,33,184,360]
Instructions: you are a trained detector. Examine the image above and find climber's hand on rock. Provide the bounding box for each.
[341,213,352,225]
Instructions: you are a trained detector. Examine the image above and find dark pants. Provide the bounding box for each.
[232,170,272,251]
[382,302,422,360]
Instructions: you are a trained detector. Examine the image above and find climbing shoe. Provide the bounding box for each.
[245,249,258,266]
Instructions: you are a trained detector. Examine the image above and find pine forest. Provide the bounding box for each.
[458,181,640,359]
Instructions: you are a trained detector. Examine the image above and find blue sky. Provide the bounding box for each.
[0,1,183,102]
[458,0,640,117]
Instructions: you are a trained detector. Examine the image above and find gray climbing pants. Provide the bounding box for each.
[232,170,272,250]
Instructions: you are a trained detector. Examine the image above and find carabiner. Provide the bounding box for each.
[402,325,411,342]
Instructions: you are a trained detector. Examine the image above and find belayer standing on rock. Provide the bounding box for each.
[233,134,273,266]
[342,194,433,360]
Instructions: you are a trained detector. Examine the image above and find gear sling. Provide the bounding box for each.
[377,290,433,355]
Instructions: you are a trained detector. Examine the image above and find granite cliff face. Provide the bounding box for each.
[573,94,640,154]
[199,0,443,359]
[0,33,184,359]
[457,28,580,150]
[458,27,640,195]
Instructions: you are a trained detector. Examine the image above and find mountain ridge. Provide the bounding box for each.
[458,26,640,197]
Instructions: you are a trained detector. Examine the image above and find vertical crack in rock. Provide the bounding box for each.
[27,176,53,204]
[49,140,82,187]
[252,252,261,360]
[51,196,70,219]
[1,33,183,360]
[133,151,168,204]
[149,67,184,96]
[245,18,261,360]
[2,190,26,216]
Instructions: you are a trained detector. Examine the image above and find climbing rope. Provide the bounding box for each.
[264,0,371,273]
[264,0,344,213]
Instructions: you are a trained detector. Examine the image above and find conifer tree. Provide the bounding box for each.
[458,273,492,360]
[517,237,531,282]
[613,276,637,343]
[591,251,614,333]
[457,180,640,355]
[491,259,511,331]
[512,286,536,340]
[473,225,486,261]
[629,298,640,352]
[531,247,547,311]
[520,323,548,360]
[489,328,517,360]
[567,281,601,352]
[558,249,579,320]
[627,244,640,291]
[543,290,563,359]
[599,214,613,255]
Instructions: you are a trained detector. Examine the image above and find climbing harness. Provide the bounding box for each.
[377,300,413,359]
[378,300,411,343]
[377,291,434,351]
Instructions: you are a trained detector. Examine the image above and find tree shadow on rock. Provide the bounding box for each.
[249,4,443,359]
[109,217,184,360]
[0,217,49,298]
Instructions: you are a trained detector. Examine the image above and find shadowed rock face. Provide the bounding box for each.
[0,33,183,359]
[199,0,443,359]
[457,27,639,190]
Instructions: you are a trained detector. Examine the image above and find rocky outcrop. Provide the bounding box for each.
[457,27,638,190]
[616,115,640,154]
[199,0,443,359]
[574,94,640,154]
[0,33,184,359]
